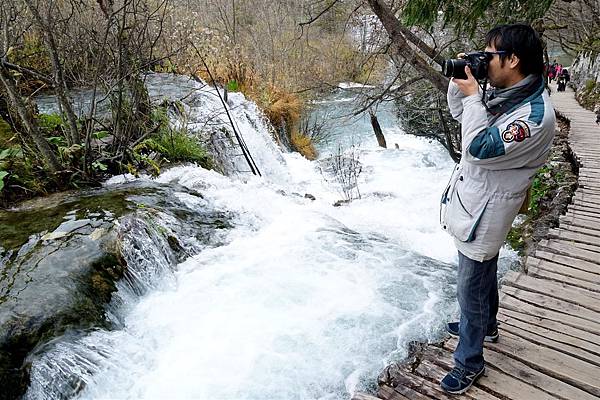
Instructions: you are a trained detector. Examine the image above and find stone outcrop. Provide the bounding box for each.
[0,179,231,399]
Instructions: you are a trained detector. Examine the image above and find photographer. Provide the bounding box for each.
[439,24,555,394]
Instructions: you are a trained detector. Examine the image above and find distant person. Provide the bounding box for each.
[548,64,555,82]
[561,68,570,83]
[441,24,555,395]
[557,75,566,91]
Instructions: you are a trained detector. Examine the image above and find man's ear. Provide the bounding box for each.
[509,54,520,70]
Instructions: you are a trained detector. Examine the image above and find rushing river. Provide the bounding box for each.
[25,75,518,399]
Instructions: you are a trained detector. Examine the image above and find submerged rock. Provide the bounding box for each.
[0,179,232,399]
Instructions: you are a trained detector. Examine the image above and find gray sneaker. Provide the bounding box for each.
[447,322,499,343]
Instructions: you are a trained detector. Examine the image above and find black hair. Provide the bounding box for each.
[485,24,544,76]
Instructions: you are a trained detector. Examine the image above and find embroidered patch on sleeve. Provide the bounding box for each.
[501,120,531,143]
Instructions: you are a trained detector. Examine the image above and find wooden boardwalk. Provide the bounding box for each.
[356,84,600,400]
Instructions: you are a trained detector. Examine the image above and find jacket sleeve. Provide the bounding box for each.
[460,94,555,170]
[447,80,469,123]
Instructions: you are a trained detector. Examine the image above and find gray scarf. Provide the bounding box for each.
[486,74,544,118]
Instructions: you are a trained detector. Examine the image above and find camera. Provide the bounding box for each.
[442,52,492,80]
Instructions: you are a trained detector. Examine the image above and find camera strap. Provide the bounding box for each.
[480,77,492,114]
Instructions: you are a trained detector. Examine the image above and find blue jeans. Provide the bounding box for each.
[453,251,499,372]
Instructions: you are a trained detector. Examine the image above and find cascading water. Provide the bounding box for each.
[25,76,518,399]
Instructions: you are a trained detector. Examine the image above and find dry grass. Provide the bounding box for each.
[290,131,317,160]
[258,87,302,130]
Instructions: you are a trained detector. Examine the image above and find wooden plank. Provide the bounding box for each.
[574,193,600,203]
[562,212,600,226]
[550,228,600,247]
[574,190,600,198]
[382,368,458,400]
[498,308,600,346]
[474,334,600,397]
[353,393,382,400]
[558,221,600,235]
[579,188,600,197]
[580,167,600,173]
[577,191,600,200]
[580,166,600,172]
[568,204,600,216]
[580,184,600,191]
[500,292,600,335]
[538,239,600,264]
[527,265,600,293]
[379,383,427,400]
[498,318,600,366]
[502,271,600,308]
[580,175,600,181]
[578,179,598,185]
[527,256,600,286]
[580,177,600,183]
[563,212,600,226]
[501,286,600,323]
[567,240,600,254]
[534,250,600,275]
[566,209,600,221]
[573,200,600,211]
[572,200,600,211]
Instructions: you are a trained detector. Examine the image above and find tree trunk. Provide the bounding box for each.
[23,0,80,146]
[0,68,62,173]
[369,110,387,148]
[367,0,449,93]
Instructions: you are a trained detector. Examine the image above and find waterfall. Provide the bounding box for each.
[23,78,519,400]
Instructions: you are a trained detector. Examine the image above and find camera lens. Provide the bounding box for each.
[443,59,468,79]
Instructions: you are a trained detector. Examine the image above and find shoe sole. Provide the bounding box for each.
[441,367,486,394]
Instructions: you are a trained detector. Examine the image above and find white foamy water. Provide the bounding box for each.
[26,82,518,400]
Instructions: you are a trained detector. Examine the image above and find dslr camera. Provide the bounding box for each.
[442,52,493,81]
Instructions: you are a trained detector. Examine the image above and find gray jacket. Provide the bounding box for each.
[441,78,555,261]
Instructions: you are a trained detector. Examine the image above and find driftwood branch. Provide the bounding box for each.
[191,43,261,177]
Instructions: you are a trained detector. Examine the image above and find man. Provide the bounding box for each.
[439,24,555,394]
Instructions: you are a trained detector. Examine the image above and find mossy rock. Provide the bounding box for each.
[0,179,233,398]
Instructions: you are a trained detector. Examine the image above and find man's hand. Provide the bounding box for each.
[452,65,479,97]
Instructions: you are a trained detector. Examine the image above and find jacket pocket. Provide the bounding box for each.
[442,182,490,242]
[439,164,462,225]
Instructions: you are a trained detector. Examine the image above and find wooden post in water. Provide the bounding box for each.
[369,109,387,148]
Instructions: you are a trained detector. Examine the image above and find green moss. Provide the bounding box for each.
[0,118,14,148]
[528,166,552,218]
[37,113,64,133]
[0,188,146,250]
[506,226,525,252]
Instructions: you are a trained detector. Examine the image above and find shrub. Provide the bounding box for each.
[290,131,317,160]
[132,126,212,177]
[155,129,212,167]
